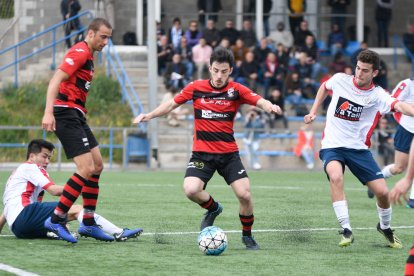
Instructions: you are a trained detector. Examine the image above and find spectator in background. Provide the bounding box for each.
[220,20,240,46]
[168,17,184,51]
[275,43,290,76]
[294,124,315,169]
[192,37,213,79]
[373,59,388,90]
[268,21,294,49]
[403,23,414,62]
[174,37,194,80]
[377,117,394,166]
[218,37,231,50]
[300,34,323,79]
[284,71,306,116]
[287,0,306,37]
[237,51,260,90]
[375,0,393,48]
[253,37,272,64]
[231,38,249,65]
[266,88,289,131]
[294,51,316,98]
[197,0,222,27]
[157,35,173,75]
[164,54,189,91]
[240,19,258,50]
[203,19,221,48]
[294,20,315,48]
[327,23,347,56]
[161,87,190,127]
[61,0,83,49]
[185,20,203,48]
[329,52,348,73]
[350,41,368,67]
[248,0,273,37]
[328,0,350,33]
[243,108,266,170]
[262,52,284,99]
[156,21,166,42]
[97,0,115,35]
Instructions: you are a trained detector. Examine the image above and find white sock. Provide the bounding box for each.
[78,210,123,234]
[377,203,392,230]
[410,180,414,199]
[381,164,394,179]
[333,200,352,231]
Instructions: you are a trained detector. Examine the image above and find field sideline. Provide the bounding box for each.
[0,171,412,275]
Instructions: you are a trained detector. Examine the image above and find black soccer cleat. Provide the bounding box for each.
[200,202,223,231]
[242,235,260,250]
[338,228,354,247]
[376,223,402,249]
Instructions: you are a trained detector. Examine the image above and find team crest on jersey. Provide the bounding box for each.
[227,88,234,98]
[334,97,363,121]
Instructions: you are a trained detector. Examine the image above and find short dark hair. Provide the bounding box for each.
[88,18,112,32]
[26,139,55,160]
[357,49,380,71]
[209,47,234,67]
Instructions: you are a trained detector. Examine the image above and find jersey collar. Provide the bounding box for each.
[352,77,375,91]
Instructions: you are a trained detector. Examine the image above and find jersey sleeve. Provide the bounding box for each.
[26,165,54,190]
[59,48,89,76]
[324,73,340,91]
[391,80,409,101]
[237,83,262,105]
[377,89,399,114]
[174,82,194,104]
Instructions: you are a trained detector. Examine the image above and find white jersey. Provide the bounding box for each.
[322,73,398,150]
[2,162,54,227]
[392,78,414,133]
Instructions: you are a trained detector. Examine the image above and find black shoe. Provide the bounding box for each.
[376,223,402,248]
[367,189,375,199]
[338,228,354,247]
[242,236,260,250]
[200,202,223,231]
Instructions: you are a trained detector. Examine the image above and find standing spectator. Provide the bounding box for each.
[262,52,283,98]
[287,0,306,37]
[248,0,273,37]
[174,37,194,80]
[403,23,414,62]
[294,124,315,169]
[203,19,221,48]
[268,21,294,49]
[240,19,258,49]
[328,0,350,33]
[377,117,394,166]
[253,37,272,64]
[157,35,173,76]
[197,0,222,27]
[164,54,189,91]
[97,0,115,35]
[185,20,203,49]
[327,23,347,56]
[168,17,184,51]
[219,20,240,46]
[192,37,213,80]
[243,108,266,170]
[375,0,393,48]
[61,0,83,49]
[294,20,315,48]
[266,88,289,131]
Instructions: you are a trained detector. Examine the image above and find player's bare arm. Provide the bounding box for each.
[0,213,6,234]
[42,69,70,132]
[256,98,282,115]
[133,98,181,124]
[394,101,414,117]
[304,83,328,124]
[45,184,64,196]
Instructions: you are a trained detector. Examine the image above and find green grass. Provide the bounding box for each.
[0,171,411,275]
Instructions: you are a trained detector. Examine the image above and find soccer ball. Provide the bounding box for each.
[198,226,228,255]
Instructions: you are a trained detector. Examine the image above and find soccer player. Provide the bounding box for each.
[376,78,414,206]
[0,139,143,241]
[304,49,414,248]
[41,18,113,243]
[133,47,282,250]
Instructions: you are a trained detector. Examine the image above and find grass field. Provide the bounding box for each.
[0,170,412,276]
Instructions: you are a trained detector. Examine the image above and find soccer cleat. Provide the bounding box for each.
[200,202,223,231]
[242,236,260,250]
[376,223,402,249]
[44,217,78,243]
[338,228,354,247]
[114,228,143,242]
[406,199,414,209]
[47,231,79,240]
[367,189,375,199]
[78,223,115,242]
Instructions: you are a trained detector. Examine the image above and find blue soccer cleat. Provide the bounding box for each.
[78,223,115,242]
[114,228,143,241]
[44,217,78,243]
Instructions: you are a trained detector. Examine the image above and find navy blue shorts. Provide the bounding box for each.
[12,202,58,239]
[319,148,383,185]
[394,125,414,154]
[185,151,248,188]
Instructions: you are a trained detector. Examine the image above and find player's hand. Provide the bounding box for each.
[304,113,316,124]
[132,114,150,124]
[389,177,411,205]
[42,113,56,132]
[271,104,282,115]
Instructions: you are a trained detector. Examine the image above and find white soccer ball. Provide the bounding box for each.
[198,226,228,255]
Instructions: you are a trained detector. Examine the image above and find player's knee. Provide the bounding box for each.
[237,189,251,203]
[94,162,104,174]
[183,183,200,198]
[329,172,343,185]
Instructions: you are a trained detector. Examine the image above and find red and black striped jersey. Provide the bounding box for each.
[406,245,414,275]
[54,41,94,114]
[174,79,261,153]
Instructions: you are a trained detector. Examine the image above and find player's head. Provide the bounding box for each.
[86,18,112,52]
[354,49,379,88]
[209,47,234,88]
[26,139,55,169]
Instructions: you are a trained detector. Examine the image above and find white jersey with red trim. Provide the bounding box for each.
[2,163,54,227]
[322,73,398,150]
[392,78,414,133]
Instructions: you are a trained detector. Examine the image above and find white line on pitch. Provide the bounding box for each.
[0,263,39,276]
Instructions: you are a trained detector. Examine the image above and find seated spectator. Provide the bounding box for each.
[403,23,414,62]
[284,71,307,116]
[293,124,315,170]
[236,51,260,90]
[156,21,166,43]
[329,52,348,73]
[218,37,231,50]
[327,23,347,56]
[266,88,289,131]
[157,35,173,75]
[240,19,258,49]
[185,20,202,48]
[294,20,315,48]
[350,41,368,67]
[253,37,272,64]
[168,17,184,51]
[373,58,388,90]
[275,43,290,76]
[299,35,323,79]
[203,19,221,48]
[376,117,394,166]
[268,21,294,49]
[219,20,239,46]
[174,37,194,80]
[192,37,213,79]
[164,53,188,91]
[243,107,266,170]
[262,52,284,98]
[231,38,250,65]
[161,87,190,127]
[294,52,316,98]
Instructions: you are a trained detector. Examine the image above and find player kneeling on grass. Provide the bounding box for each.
[133,47,282,250]
[0,139,142,242]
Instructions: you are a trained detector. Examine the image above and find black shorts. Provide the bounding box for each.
[185,151,248,188]
[54,107,98,159]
